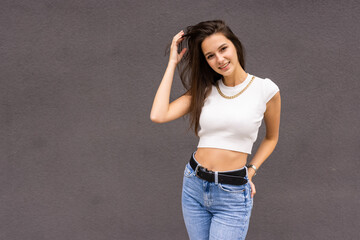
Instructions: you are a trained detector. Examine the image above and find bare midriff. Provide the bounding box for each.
[194,148,248,172]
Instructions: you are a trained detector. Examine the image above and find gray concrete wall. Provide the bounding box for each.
[1,0,359,239]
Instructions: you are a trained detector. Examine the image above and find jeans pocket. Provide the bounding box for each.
[218,182,246,193]
[184,163,195,178]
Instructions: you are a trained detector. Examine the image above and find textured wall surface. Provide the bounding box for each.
[1,0,359,239]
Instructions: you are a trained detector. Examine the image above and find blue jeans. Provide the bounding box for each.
[182,151,253,240]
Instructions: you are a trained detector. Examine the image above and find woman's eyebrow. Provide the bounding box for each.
[204,43,227,57]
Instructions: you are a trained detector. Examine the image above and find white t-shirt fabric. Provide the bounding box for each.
[197,73,280,154]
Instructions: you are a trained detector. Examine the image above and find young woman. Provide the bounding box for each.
[150,20,281,240]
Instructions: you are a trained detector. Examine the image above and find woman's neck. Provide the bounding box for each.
[222,65,247,87]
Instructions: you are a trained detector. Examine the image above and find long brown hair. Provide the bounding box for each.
[169,20,246,136]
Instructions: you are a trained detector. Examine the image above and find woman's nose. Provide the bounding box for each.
[216,54,224,62]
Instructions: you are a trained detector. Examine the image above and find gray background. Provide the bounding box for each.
[1,0,359,239]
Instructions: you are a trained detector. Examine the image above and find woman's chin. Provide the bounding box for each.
[220,69,233,77]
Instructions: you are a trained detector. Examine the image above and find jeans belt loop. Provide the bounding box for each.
[214,171,219,185]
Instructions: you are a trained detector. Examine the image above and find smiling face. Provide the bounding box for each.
[201,32,240,77]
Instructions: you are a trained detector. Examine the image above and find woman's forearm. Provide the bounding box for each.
[247,137,278,181]
[150,61,177,122]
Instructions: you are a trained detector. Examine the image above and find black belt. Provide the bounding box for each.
[189,153,248,185]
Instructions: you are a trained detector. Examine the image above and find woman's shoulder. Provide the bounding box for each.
[255,75,280,103]
[249,74,280,103]
[252,75,279,89]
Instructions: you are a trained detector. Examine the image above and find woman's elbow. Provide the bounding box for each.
[264,135,279,143]
[150,114,164,123]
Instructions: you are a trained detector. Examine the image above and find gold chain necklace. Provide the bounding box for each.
[215,76,255,99]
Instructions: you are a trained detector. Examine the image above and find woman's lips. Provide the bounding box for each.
[219,62,230,70]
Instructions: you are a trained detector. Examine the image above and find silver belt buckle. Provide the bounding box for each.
[194,163,202,177]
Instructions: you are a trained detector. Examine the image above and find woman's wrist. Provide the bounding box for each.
[247,168,256,181]
[168,60,178,67]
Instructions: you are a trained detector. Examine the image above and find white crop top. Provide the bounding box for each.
[197,73,280,154]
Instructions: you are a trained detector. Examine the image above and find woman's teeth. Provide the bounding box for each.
[219,62,230,69]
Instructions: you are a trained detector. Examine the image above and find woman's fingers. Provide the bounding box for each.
[169,30,186,64]
[249,180,256,198]
[172,30,184,45]
[178,48,187,60]
[173,30,184,39]
[176,35,185,45]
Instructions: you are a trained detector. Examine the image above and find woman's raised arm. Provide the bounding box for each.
[150,30,190,123]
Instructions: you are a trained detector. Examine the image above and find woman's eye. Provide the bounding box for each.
[207,55,214,59]
[221,47,227,51]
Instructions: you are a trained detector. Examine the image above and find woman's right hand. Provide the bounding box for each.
[169,30,187,65]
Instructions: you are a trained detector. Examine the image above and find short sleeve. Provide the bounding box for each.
[263,78,280,103]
